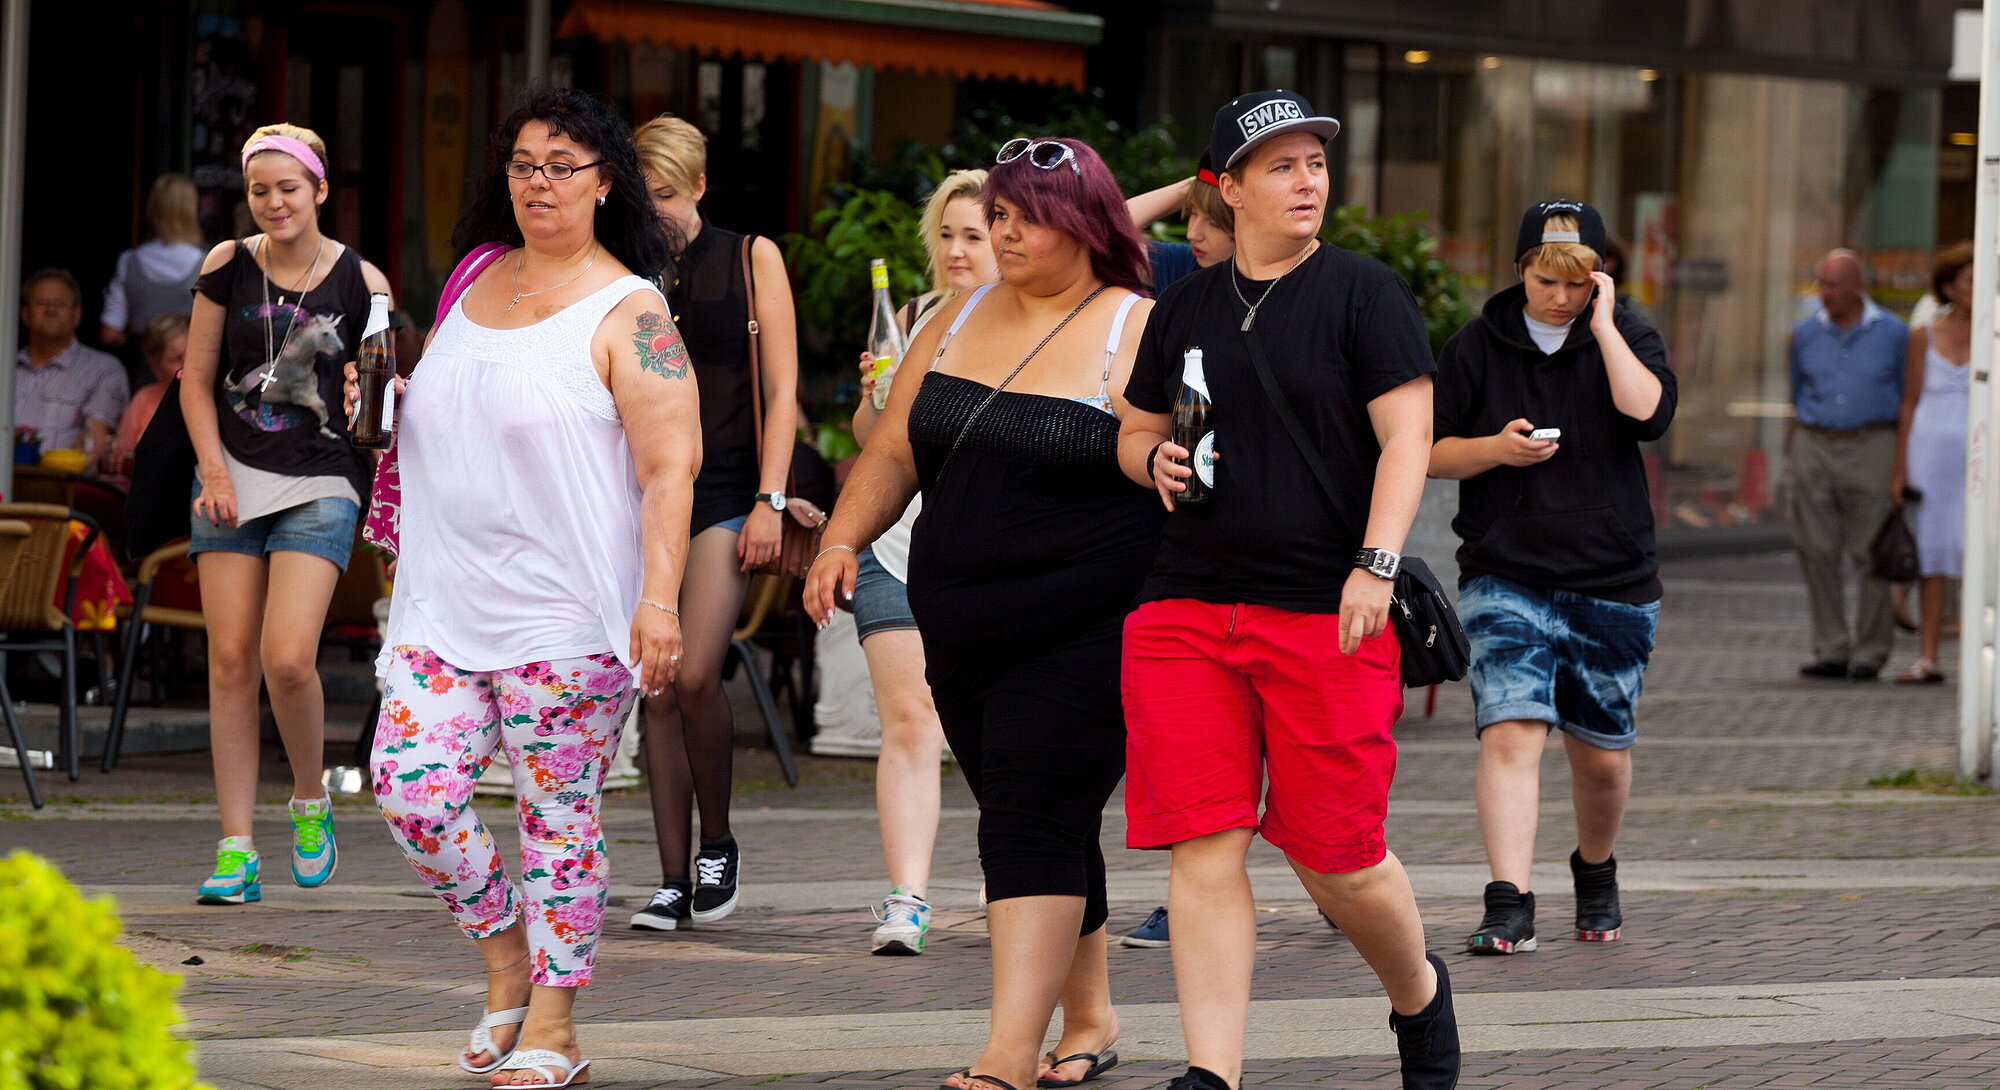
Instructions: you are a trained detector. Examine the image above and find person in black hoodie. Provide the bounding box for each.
[1430,200,1675,958]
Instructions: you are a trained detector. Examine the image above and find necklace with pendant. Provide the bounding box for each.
[509,246,600,311]
[1229,239,1318,332]
[257,236,327,391]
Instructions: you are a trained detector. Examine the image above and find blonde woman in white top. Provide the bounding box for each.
[851,169,998,955]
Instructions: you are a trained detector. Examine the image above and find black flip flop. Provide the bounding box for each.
[945,1072,1024,1090]
[1038,1049,1120,1088]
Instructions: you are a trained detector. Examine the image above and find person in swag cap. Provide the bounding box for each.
[1430,200,1675,957]
[1115,89,1459,1090]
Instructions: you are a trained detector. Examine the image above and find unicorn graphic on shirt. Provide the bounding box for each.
[231,309,344,439]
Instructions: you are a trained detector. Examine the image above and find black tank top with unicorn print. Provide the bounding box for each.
[194,239,371,497]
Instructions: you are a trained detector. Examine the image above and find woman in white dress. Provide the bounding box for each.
[1891,242,1973,684]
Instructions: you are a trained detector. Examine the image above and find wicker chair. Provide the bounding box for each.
[0,503,101,781]
[100,539,204,773]
[0,520,43,806]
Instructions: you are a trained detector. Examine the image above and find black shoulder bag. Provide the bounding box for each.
[1240,328,1470,687]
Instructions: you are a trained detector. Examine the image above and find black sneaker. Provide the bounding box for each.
[1465,880,1536,955]
[691,836,740,922]
[1799,660,1848,679]
[1571,849,1622,942]
[1161,1066,1233,1090]
[630,881,692,931]
[1389,953,1460,1090]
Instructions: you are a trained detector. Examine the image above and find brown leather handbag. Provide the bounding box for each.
[740,236,825,578]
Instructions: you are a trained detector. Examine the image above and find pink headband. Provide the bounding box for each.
[241,135,325,181]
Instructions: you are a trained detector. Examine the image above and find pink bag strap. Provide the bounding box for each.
[435,242,514,326]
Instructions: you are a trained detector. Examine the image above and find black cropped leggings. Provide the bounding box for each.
[933,622,1127,936]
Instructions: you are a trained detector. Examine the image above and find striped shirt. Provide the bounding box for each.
[16,339,130,450]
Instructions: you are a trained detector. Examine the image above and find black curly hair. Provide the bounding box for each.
[451,86,679,278]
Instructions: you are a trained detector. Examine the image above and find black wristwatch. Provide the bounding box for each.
[1355,548,1401,581]
[754,490,788,512]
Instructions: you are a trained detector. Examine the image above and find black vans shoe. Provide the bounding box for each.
[1571,849,1622,942]
[1389,952,1460,1089]
[691,836,740,922]
[1465,880,1536,955]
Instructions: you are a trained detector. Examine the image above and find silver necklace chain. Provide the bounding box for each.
[509,245,600,311]
[1229,239,1318,332]
[257,237,327,391]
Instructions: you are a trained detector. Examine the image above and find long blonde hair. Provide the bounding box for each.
[918,169,989,299]
[145,173,202,247]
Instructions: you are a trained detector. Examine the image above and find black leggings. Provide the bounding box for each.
[933,623,1127,936]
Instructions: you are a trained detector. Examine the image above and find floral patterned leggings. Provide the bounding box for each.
[373,645,633,986]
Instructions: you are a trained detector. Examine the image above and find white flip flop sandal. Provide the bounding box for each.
[458,1005,529,1074]
[492,1049,590,1087]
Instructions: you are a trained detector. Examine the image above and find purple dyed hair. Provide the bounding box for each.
[982,138,1152,296]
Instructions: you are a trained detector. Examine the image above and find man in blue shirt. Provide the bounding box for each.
[1787,249,1908,681]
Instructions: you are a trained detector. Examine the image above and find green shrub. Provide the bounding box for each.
[0,851,203,1089]
[1325,205,1475,358]
[781,188,934,357]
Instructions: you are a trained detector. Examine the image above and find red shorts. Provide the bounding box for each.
[1121,598,1403,874]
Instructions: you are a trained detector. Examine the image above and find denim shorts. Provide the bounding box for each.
[1458,574,1659,750]
[852,545,917,641]
[188,487,359,572]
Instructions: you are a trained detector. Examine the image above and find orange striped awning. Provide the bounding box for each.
[557,0,1097,88]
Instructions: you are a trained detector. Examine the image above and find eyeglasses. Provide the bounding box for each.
[504,160,604,182]
[996,138,1080,176]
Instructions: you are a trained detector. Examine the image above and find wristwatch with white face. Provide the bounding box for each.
[755,491,788,512]
[1355,548,1401,581]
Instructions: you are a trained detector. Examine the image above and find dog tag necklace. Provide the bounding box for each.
[509,245,599,311]
[1229,239,1317,332]
[257,237,327,391]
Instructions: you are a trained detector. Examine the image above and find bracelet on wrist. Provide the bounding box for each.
[639,598,680,617]
[812,544,857,566]
[1145,441,1164,481]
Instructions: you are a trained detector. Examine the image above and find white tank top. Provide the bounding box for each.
[377,274,664,675]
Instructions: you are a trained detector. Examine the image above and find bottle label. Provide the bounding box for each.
[1193,431,1217,487]
[871,263,889,291]
[380,382,396,433]
[870,356,894,409]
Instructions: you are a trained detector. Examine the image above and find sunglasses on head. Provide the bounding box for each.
[996,138,1080,175]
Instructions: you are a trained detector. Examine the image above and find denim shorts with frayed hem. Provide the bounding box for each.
[188,491,359,572]
[1459,574,1658,750]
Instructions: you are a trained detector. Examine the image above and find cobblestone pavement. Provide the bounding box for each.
[8,551,2000,1089]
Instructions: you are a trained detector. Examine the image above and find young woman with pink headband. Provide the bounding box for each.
[181,122,394,907]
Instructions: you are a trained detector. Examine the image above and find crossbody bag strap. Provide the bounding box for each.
[740,235,765,453]
[1241,327,1364,548]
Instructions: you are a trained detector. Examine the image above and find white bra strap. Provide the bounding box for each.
[930,284,995,372]
[1097,293,1142,392]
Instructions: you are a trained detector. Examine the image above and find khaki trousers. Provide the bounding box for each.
[1786,427,1896,670]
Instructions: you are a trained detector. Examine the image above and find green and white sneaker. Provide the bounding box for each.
[870,887,930,956]
[289,796,338,888]
[197,837,261,905]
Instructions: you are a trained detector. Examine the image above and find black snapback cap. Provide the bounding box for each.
[1210,90,1341,172]
[1515,200,1607,263]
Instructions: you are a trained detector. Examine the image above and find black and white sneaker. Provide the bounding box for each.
[691,836,740,923]
[1571,849,1622,942]
[1465,880,1536,955]
[630,881,692,931]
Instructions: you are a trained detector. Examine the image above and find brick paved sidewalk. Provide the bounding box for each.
[7,551,2000,1088]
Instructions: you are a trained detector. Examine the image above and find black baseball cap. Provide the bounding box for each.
[1210,90,1341,172]
[1515,200,1607,264]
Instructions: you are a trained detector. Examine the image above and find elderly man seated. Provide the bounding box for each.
[17,267,129,473]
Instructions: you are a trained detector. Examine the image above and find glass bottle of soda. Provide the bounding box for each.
[351,292,396,450]
[1173,346,1215,505]
[865,258,906,410]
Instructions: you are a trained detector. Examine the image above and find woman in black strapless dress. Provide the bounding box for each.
[806,138,1161,1090]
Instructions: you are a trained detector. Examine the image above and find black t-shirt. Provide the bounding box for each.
[193,240,371,498]
[1125,245,1435,613]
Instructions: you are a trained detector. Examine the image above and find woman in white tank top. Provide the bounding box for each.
[359,90,699,1088]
